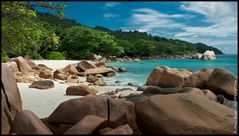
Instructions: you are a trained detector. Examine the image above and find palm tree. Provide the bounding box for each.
[39,32,60,55]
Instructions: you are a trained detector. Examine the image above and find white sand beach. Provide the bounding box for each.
[17,60,139,118]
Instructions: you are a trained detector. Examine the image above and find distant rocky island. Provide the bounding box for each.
[107,50,217,62]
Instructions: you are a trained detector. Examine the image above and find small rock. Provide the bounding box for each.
[29,80,54,89]
[61,64,78,75]
[118,67,127,72]
[115,80,123,83]
[39,69,52,78]
[65,76,79,83]
[86,75,99,83]
[128,82,138,87]
[77,72,86,77]
[76,60,97,72]
[38,64,53,71]
[66,85,98,96]
[94,78,106,86]
[107,72,115,77]
[107,90,117,95]
[95,74,103,78]
[53,70,68,80]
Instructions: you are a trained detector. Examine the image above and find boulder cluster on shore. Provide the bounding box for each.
[107,50,217,62]
[1,54,237,135]
[4,56,124,86]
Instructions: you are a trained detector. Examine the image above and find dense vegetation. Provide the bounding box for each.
[194,43,223,54]
[1,2,223,61]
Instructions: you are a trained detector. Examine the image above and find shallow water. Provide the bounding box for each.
[108,54,238,86]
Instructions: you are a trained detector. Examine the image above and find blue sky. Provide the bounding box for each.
[37,2,238,54]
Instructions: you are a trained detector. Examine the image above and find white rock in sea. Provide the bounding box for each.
[201,50,216,60]
[196,53,203,59]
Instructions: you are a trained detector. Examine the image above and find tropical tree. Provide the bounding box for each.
[39,33,60,55]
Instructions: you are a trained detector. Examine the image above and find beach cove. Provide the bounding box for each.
[2,54,237,135]
[14,54,237,119]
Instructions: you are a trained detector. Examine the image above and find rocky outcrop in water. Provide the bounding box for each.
[146,66,192,87]
[146,66,237,100]
[207,68,237,100]
[201,50,216,60]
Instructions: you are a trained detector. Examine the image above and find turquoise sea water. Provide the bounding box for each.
[107,55,238,86]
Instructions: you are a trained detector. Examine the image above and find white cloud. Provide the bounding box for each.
[105,2,121,8]
[122,2,237,54]
[177,2,237,38]
[103,13,120,19]
[127,8,188,32]
[180,2,237,24]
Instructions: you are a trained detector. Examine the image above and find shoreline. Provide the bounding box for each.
[3,56,237,134]
[18,80,139,118]
[13,56,237,119]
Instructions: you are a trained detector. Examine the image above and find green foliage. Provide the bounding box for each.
[113,30,197,56]
[28,52,43,60]
[1,2,41,57]
[195,43,223,54]
[46,51,65,60]
[1,55,10,62]
[1,2,223,60]
[60,26,124,59]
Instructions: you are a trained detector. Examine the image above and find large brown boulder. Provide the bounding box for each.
[1,63,23,134]
[85,67,115,76]
[26,59,40,70]
[135,93,236,134]
[94,61,106,68]
[11,56,32,72]
[64,115,107,134]
[41,118,73,134]
[1,63,23,112]
[29,80,54,89]
[139,86,204,96]
[76,60,97,72]
[108,98,137,131]
[146,66,192,87]
[61,64,79,75]
[207,68,237,100]
[66,85,98,96]
[184,68,214,89]
[6,61,19,73]
[10,110,53,134]
[1,89,12,134]
[47,96,137,132]
[202,89,217,101]
[48,96,108,124]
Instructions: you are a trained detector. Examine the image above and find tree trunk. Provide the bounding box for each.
[39,45,50,55]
